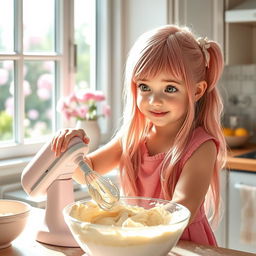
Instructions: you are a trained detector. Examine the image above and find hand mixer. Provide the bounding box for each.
[21,137,120,247]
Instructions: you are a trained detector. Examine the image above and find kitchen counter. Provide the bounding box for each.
[227,143,256,172]
[0,208,254,256]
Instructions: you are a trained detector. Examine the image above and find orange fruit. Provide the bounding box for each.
[234,127,249,136]
[222,127,234,136]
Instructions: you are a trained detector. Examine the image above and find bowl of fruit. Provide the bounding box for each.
[222,127,251,148]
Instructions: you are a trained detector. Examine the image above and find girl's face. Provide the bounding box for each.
[136,72,189,130]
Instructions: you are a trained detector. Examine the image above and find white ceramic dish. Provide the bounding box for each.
[63,196,190,256]
[0,200,31,249]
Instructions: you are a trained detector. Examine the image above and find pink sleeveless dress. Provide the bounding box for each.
[136,127,218,246]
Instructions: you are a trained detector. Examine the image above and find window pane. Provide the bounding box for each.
[0,0,14,52]
[23,0,55,53]
[74,0,95,90]
[24,61,54,139]
[0,61,14,141]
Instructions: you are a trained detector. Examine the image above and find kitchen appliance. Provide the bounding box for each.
[21,136,120,247]
[21,137,88,247]
[76,159,120,210]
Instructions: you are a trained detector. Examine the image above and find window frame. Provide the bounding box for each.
[0,0,116,171]
[0,0,74,160]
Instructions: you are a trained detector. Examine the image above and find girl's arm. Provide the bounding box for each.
[51,128,122,184]
[171,140,217,224]
[72,137,122,184]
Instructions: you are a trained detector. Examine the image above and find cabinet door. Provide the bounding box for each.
[228,170,256,253]
[171,0,224,50]
[225,0,256,65]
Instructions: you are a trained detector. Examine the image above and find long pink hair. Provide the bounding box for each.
[117,25,226,225]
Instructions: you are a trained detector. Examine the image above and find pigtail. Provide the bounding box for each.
[197,41,227,226]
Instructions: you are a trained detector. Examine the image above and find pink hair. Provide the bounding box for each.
[118,25,226,225]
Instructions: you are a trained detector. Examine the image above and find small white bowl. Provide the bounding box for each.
[225,135,250,148]
[0,199,31,249]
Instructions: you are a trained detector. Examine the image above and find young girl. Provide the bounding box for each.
[51,25,226,246]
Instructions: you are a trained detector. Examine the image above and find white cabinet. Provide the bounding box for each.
[216,169,256,253]
[170,0,224,50]
[170,0,256,65]
[228,170,256,253]
[225,0,256,64]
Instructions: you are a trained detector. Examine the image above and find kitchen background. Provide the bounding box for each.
[220,64,256,141]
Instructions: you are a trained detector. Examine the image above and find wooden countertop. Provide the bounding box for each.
[226,143,256,172]
[0,208,254,256]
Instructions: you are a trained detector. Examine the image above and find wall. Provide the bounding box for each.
[122,0,169,53]
[219,64,256,141]
[109,0,169,132]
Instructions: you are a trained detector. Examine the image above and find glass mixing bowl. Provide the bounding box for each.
[63,196,190,256]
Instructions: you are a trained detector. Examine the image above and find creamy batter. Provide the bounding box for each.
[70,200,172,227]
[67,200,189,256]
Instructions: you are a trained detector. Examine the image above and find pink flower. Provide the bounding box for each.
[93,91,105,101]
[27,109,39,120]
[67,93,78,104]
[37,74,53,90]
[63,111,72,120]
[76,106,88,119]
[76,90,105,102]
[57,90,111,121]
[56,98,67,112]
[102,104,111,117]
[37,87,51,100]
[76,91,95,102]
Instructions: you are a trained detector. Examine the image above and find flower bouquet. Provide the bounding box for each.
[57,90,111,121]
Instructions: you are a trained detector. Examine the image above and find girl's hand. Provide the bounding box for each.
[51,128,90,157]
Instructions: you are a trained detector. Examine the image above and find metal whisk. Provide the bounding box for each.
[76,156,120,210]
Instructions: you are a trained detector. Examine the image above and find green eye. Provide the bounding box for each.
[165,85,177,93]
[138,84,150,91]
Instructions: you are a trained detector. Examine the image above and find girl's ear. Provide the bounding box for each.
[194,80,207,102]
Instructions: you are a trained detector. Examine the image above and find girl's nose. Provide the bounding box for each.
[149,93,163,106]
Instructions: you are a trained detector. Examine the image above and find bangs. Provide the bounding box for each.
[132,40,185,83]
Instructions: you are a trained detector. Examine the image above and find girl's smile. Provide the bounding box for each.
[149,110,169,117]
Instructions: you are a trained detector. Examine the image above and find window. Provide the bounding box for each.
[0,0,97,160]
[74,0,96,91]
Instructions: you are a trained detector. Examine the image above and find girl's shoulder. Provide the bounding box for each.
[179,127,218,168]
[191,127,218,147]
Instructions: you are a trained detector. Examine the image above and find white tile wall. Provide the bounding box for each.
[219,64,256,142]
